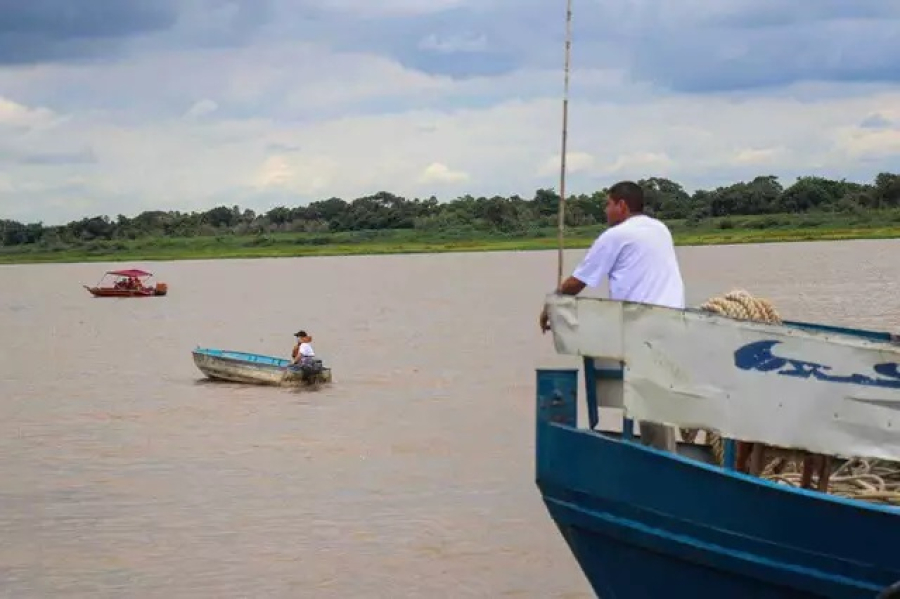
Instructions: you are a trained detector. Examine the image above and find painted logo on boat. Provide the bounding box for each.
[734,340,900,388]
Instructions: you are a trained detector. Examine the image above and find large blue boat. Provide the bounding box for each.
[536,295,900,598]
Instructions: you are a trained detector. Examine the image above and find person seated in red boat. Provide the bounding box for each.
[291,330,315,366]
[114,276,134,289]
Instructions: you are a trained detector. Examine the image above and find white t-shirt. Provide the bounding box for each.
[298,342,315,357]
[571,214,685,309]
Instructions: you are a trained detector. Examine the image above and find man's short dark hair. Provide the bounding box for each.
[608,180,644,213]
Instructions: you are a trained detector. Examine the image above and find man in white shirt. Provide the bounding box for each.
[539,180,685,452]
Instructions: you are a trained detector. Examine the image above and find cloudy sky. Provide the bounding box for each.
[1,0,899,224]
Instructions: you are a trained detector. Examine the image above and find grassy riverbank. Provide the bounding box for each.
[3,211,900,265]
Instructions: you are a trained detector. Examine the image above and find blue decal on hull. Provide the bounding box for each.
[734,340,900,389]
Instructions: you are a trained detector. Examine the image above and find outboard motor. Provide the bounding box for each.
[291,357,324,383]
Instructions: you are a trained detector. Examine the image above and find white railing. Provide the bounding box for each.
[545,295,900,462]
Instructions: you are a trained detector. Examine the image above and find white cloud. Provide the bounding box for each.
[1,11,900,225]
[419,162,469,184]
[253,154,341,195]
[539,151,595,177]
[184,99,218,119]
[255,155,294,188]
[5,72,900,224]
[604,152,675,176]
[836,127,900,159]
[731,147,786,165]
[418,33,488,53]
[0,96,59,131]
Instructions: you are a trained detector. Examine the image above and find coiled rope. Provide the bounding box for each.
[679,289,900,506]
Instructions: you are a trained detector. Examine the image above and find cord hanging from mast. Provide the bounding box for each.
[556,0,573,287]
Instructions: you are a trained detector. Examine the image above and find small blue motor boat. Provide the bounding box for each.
[537,295,900,598]
[192,347,332,386]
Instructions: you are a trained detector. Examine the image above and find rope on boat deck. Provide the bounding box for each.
[765,458,900,504]
[678,289,900,506]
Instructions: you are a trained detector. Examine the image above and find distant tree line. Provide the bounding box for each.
[2,172,899,247]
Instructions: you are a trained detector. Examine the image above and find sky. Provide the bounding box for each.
[1,0,900,225]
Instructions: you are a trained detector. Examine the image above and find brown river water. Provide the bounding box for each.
[1,240,899,598]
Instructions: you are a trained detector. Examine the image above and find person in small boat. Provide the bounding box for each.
[539,180,685,453]
[290,331,323,382]
[291,330,315,365]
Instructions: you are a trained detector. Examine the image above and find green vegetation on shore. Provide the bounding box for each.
[2,173,899,264]
[4,211,900,264]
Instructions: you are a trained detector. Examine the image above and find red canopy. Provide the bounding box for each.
[106,269,152,277]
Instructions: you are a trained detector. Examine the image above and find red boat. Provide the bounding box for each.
[83,269,168,298]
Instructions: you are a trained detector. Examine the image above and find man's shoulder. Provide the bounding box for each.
[592,215,673,246]
[625,214,673,236]
[592,222,626,246]
[632,213,669,226]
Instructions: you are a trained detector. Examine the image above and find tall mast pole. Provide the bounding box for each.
[556,0,573,286]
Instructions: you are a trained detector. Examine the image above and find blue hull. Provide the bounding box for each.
[194,348,290,369]
[536,368,900,598]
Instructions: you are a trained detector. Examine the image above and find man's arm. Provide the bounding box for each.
[540,231,617,333]
[539,276,586,332]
